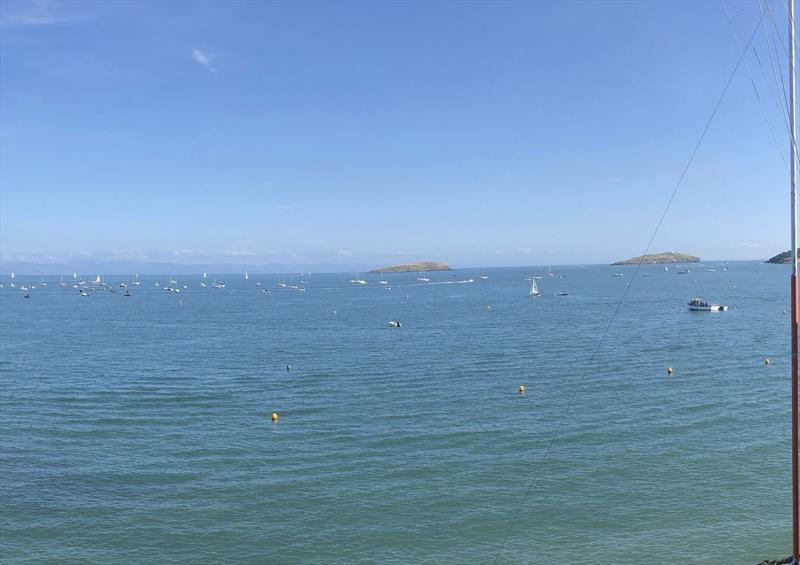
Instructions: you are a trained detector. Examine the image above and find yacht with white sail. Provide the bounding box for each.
[529,278,540,297]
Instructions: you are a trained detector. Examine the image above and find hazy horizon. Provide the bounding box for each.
[0,253,787,276]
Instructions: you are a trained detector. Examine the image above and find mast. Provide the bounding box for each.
[789,0,799,560]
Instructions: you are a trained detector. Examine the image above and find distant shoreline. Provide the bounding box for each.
[0,258,787,276]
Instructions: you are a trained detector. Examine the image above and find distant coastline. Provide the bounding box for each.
[612,252,700,265]
[766,249,800,264]
[368,261,451,274]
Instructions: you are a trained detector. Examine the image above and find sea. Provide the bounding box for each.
[0,262,795,564]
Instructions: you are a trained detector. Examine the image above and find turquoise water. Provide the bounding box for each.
[0,263,795,564]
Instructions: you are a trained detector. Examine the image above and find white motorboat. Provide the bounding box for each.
[687,298,728,311]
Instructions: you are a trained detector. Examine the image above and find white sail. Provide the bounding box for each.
[10,272,14,279]
[93,274,101,284]
[529,278,540,297]
[203,272,207,279]
[245,271,249,280]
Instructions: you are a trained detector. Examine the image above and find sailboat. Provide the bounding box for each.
[417,270,430,282]
[59,275,67,287]
[479,269,488,280]
[92,274,101,285]
[529,278,540,297]
[245,271,249,280]
[350,271,367,285]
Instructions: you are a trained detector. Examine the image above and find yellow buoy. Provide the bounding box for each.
[518,385,525,394]
[271,412,278,423]
[666,367,673,375]
[765,358,771,366]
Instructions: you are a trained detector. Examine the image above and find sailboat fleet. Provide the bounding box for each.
[0,259,761,308]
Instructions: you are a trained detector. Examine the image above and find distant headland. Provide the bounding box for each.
[766,249,800,264]
[368,261,451,274]
[612,252,700,265]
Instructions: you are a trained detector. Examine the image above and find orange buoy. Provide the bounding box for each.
[271,412,278,423]
[667,367,673,375]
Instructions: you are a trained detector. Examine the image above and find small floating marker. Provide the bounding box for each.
[487,304,492,311]
[331,309,337,315]
[286,364,291,371]
[518,385,525,394]
[271,412,278,423]
[765,358,771,366]
[666,367,673,375]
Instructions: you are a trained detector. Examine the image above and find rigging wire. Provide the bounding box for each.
[767,1,794,116]
[489,7,768,563]
[761,0,793,133]
[725,0,790,170]
[761,0,800,170]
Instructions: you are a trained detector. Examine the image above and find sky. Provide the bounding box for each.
[0,0,797,271]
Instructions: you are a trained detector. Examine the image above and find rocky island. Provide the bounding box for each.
[368,261,451,274]
[766,249,800,264]
[612,252,700,265]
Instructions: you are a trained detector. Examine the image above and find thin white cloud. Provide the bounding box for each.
[493,247,534,255]
[336,249,353,257]
[0,1,89,28]
[192,49,216,72]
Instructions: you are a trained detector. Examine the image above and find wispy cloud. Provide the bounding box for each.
[0,1,89,28]
[493,247,534,255]
[192,49,216,72]
[336,249,353,257]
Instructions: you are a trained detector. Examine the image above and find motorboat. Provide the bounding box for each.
[688,298,728,311]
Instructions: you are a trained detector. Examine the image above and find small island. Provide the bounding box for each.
[612,252,700,265]
[368,261,452,274]
[766,249,800,264]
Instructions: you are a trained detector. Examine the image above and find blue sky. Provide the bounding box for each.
[0,0,796,269]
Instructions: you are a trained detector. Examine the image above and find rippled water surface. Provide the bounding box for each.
[0,264,795,564]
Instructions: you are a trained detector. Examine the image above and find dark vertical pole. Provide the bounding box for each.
[790,1,799,560]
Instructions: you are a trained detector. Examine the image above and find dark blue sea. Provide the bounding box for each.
[0,263,795,563]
